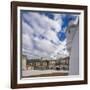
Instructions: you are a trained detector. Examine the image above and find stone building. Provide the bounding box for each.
[22,55,27,70]
[25,57,69,71]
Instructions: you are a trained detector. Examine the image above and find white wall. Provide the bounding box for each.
[69,28,79,75]
[0,0,89,90]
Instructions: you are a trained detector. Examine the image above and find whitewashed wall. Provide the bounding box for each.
[69,29,79,75]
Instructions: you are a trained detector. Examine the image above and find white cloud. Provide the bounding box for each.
[22,20,34,35]
[34,38,57,53]
[22,11,69,59]
[44,30,60,44]
[22,33,33,52]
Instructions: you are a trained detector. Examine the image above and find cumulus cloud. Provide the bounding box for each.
[21,11,78,59]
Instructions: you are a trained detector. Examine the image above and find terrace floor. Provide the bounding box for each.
[22,70,69,77]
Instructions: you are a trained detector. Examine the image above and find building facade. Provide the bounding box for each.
[24,57,70,71]
[22,55,27,70]
[66,23,79,75]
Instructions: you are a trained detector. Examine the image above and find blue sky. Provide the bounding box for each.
[21,11,79,59]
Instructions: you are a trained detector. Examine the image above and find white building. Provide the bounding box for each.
[66,22,79,75]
